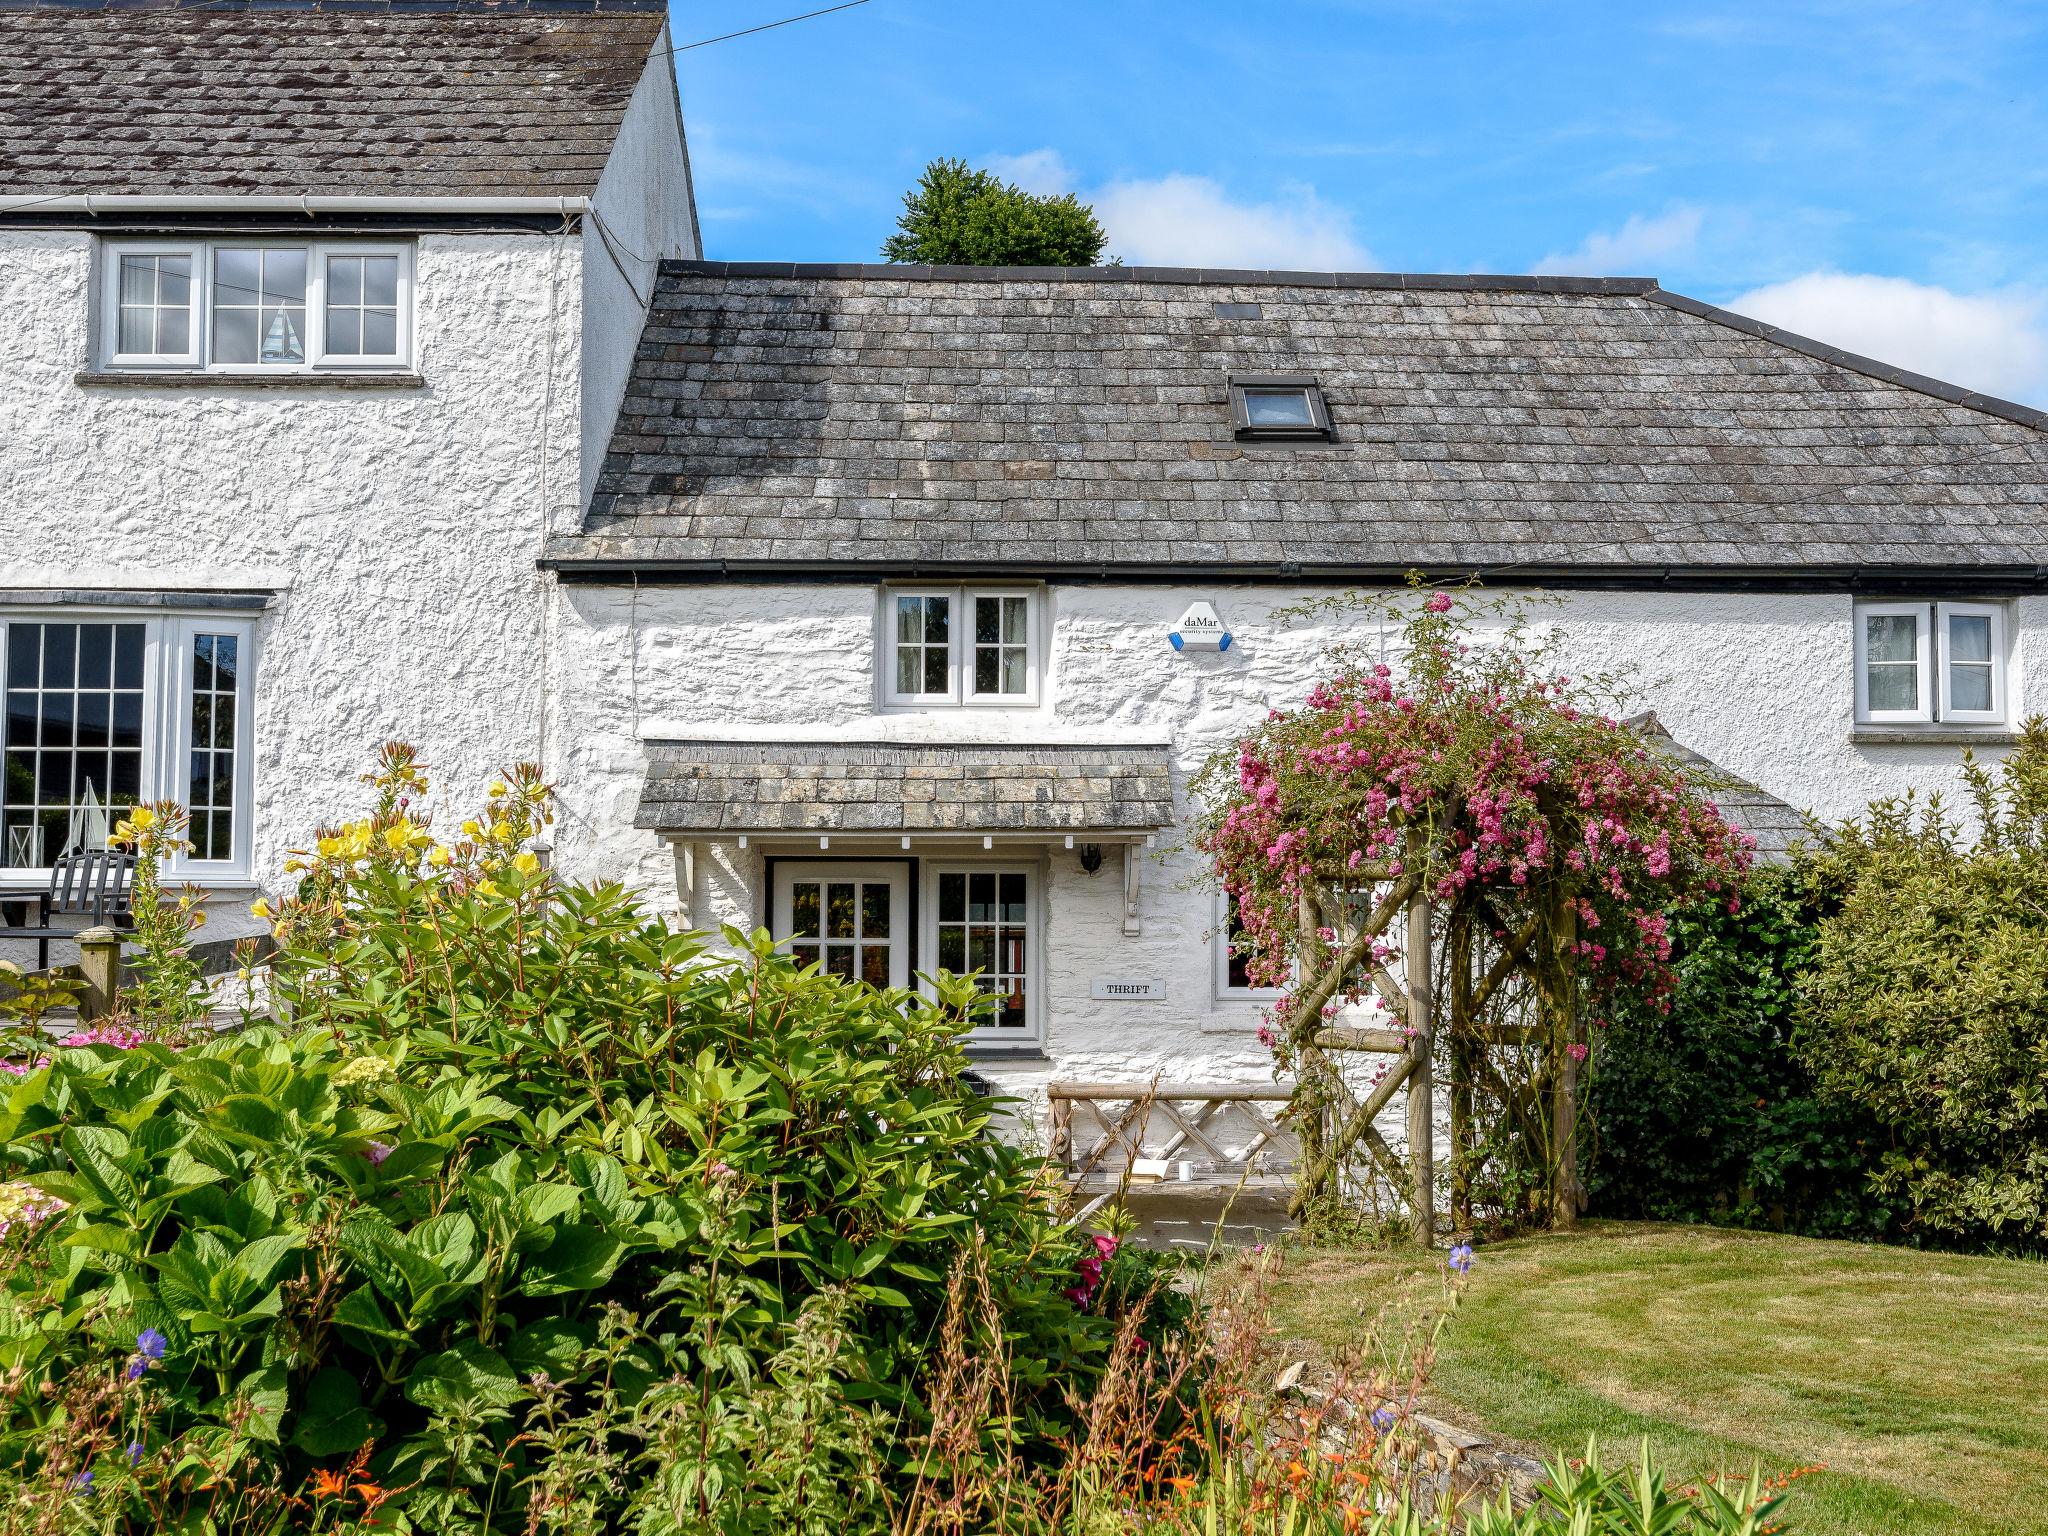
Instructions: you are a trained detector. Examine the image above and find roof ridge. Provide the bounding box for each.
[654,259,1660,296]
[1642,287,2048,433]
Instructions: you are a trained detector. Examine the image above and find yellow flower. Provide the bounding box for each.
[428,846,451,868]
[512,852,541,878]
[130,807,155,831]
[475,879,501,900]
[488,781,508,798]
[382,824,415,853]
[461,820,481,838]
[316,835,342,859]
[489,819,513,843]
[249,898,270,919]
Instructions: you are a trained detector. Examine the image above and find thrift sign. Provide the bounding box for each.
[1090,976,1167,1001]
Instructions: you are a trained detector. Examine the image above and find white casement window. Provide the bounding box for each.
[1854,601,2008,727]
[881,587,1041,707]
[100,239,413,373]
[1214,890,1284,1001]
[927,864,1039,1041]
[2,615,256,879]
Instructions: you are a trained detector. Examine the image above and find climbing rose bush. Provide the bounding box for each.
[1195,587,1755,1053]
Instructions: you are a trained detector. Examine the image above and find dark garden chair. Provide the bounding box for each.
[0,848,139,972]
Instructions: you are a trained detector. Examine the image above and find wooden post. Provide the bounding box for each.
[76,926,120,1022]
[1447,907,1473,1233]
[1404,881,1434,1248]
[1547,896,1580,1228]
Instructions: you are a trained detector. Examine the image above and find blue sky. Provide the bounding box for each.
[673,1,2048,404]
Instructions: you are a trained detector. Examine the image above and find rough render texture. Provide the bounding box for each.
[0,228,584,883]
[550,579,2047,1108]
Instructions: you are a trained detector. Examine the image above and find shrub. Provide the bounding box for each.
[1795,724,2048,1250]
[0,748,1134,1534]
[1587,865,1896,1241]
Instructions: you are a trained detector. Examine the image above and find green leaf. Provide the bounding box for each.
[508,1318,590,1380]
[331,1284,406,1345]
[521,1224,624,1297]
[292,1367,381,1457]
[407,1339,524,1413]
[232,1363,290,1445]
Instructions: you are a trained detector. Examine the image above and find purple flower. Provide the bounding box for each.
[126,1443,142,1467]
[125,1358,147,1381]
[364,1141,393,1166]
[1369,1405,1397,1433]
[1447,1241,1474,1275]
[135,1329,166,1361]
[69,1471,94,1494]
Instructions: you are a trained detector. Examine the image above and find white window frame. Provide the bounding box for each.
[1214,889,1284,1001]
[922,860,1043,1044]
[1854,600,2011,728]
[1935,601,2006,726]
[770,861,911,990]
[98,238,414,374]
[1853,602,1935,725]
[0,611,257,884]
[879,586,1043,708]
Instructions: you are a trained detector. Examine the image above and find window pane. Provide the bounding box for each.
[111,692,142,749]
[790,882,820,938]
[823,945,855,979]
[923,597,949,646]
[118,306,153,355]
[790,942,819,970]
[938,871,965,920]
[41,626,73,688]
[1002,596,1027,644]
[259,306,306,364]
[895,649,921,696]
[160,258,190,306]
[1866,663,1918,713]
[363,256,399,308]
[975,597,999,645]
[114,626,143,689]
[895,596,922,645]
[1000,650,1025,694]
[76,692,108,746]
[215,248,261,305]
[859,945,890,988]
[159,305,189,356]
[825,882,856,938]
[362,308,398,356]
[262,249,307,305]
[209,811,231,861]
[974,648,998,695]
[328,309,362,356]
[922,648,949,694]
[213,693,236,751]
[1000,872,1026,922]
[191,696,212,753]
[329,256,362,307]
[119,255,154,307]
[6,627,36,689]
[968,871,995,922]
[861,882,890,939]
[215,307,259,364]
[937,926,964,971]
[1952,664,1994,714]
[1865,613,1920,666]
[1949,613,1992,664]
[1244,388,1314,426]
[78,625,112,687]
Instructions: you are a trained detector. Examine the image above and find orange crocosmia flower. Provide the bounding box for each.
[353,1483,387,1506]
[1286,1460,1309,1483]
[309,1469,347,1498]
[1163,1475,1195,1493]
[1343,1504,1366,1533]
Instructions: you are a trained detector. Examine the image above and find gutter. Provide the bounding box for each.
[0,194,592,216]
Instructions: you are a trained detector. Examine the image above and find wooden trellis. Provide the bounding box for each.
[1046,1081,1299,1221]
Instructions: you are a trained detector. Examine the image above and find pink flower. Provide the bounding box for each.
[1567,1042,1589,1064]
[1424,592,1453,614]
[364,1141,394,1166]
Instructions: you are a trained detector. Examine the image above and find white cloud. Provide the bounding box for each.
[1093,175,1374,270]
[982,148,1076,197]
[979,147,1373,270]
[1724,272,2048,404]
[1533,206,1703,276]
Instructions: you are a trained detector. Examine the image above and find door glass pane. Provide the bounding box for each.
[860,945,890,988]
[937,926,965,970]
[790,942,819,970]
[823,945,855,979]
[934,868,1032,1031]
[790,882,820,938]
[861,882,890,938]
[825,882,856,938]
[938,871,964,920]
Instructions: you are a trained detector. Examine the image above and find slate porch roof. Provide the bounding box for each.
[634,741,1176,837]
[0,0,666,200]
[552,263,2048,581]
[1631,714,1813,864]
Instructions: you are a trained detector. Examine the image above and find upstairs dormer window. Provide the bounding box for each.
[1229,374,1333,441]
[101,239,413,373]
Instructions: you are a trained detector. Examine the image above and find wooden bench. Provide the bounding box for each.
[0,849,138,972]
[1047,1080,1300,1219]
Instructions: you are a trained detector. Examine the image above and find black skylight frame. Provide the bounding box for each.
[1227,374,1334,441]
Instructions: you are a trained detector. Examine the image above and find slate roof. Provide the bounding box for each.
[1631,714,1814,864]
[0,0,665,199]
[635,741,1177,836]
[552,263,2048,581]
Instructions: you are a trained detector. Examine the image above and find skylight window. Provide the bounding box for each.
[1228,375,1333,440]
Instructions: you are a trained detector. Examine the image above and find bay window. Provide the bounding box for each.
[2,616,255,879]
[881,587,1041,707]
[1854,601,2008,728]
[102,239,412,373]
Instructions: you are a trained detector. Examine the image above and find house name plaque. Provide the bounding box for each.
[1090,977,1167,1002]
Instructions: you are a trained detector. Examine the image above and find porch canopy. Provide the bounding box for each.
[634,740,1176,843]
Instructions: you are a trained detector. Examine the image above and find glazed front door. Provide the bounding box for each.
[771,863,910,990]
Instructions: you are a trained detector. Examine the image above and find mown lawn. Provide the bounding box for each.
[1266,1222,2048,1536]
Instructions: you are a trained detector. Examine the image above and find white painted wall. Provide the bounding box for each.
[579,28,701,510]
[550,579,2047,1099]
[0,227,583,881]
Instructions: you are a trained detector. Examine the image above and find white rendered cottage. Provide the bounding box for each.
[6,3,2048,1105]
[0,0,696,920]
[543,262,2048,1098]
